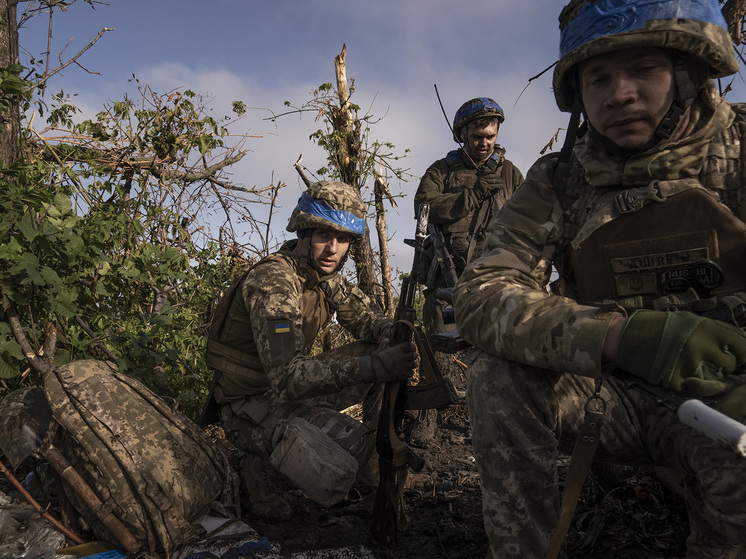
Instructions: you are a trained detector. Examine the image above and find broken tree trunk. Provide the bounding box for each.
[332,45,385,309]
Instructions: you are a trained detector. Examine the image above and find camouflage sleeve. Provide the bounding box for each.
[414,160,482,224]
[331,275,392,342]
[244,259,363,401]
[452,155,622,377]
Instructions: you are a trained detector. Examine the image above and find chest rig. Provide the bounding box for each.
[438,151,516,272]
[554,104,746,312]
[205,253,337,386]
[299,269,336,352]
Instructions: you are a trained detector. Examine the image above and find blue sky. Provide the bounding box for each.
[18,0,746,273]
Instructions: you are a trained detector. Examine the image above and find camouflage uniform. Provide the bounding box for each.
[415,122,523,335]
[214,240,391,464]
[207,181,393,512]
[453,1,746,557]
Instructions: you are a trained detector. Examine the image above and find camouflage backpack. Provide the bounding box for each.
[43,360,239,558]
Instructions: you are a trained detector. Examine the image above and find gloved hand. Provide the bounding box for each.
[473,177,499,200]
[615,310,746,393]
[359,341,417,384]
[680,375,746,425]
[715,384,746,425]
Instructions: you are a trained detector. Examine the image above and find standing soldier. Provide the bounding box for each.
[202,180,416,520]
[454,0,746,557]
[414,97,523,336]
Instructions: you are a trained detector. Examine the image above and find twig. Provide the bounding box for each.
[6,305,53,377]
[34,27,114,90]
[294,153,313,187]
[0,456,85,545]
[74,315,117,362]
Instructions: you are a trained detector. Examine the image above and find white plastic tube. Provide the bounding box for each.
[678,399,746,458]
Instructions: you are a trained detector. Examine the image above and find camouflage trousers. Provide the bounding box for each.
[466,351,746,559]
[220,341,383,490]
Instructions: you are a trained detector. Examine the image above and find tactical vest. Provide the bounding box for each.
[436,151,517,274]
[205,252,334,390]
[554,104,746,312]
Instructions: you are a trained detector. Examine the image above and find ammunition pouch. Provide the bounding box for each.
[269,416,359,507]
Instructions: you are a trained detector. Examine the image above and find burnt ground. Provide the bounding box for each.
[1,350,690,559]
[245,351,690,559]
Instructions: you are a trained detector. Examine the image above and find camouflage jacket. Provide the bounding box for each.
[453,83,744,377]
[414,146,523,275]
[214,240,391,403]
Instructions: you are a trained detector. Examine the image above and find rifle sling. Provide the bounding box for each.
[544,388,606,559]
[403,382,458,410]
[408,322,459,410]
[465,196,494,266]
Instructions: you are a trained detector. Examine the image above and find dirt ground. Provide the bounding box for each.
[246,351,690,559]
[1,350,691,559]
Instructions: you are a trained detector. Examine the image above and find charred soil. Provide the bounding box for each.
[246,352,690,559]
[1,351,690,559]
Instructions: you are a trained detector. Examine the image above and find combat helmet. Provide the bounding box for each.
[553,0,739,112]
[287,180,367,239]
[452,97,505,142]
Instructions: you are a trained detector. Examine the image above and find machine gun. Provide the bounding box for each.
[371,203,458,550]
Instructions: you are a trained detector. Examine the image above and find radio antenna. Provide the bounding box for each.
[433,84,480,168]
[434,84,455,139]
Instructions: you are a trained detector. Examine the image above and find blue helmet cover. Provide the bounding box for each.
[453,97,504,130]
[560,0,729,58]
[296,192,366,236]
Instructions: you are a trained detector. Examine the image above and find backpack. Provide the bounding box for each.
[43,360,239,558]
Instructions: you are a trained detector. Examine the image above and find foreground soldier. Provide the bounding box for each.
[204,181,415,519]
[414,98,523,336]
[453,1,746,557]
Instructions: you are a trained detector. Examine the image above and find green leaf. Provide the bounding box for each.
[53,193,72,215]
[0,355,20,379]
[16,218,37,242]
[0,237,22,258]
[151,313,174,326]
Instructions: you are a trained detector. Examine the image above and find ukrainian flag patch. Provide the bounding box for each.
[274,322,291,334]
[268,318,296,367]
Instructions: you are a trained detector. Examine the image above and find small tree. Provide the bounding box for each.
[0,0,282,418]
[271,45,413,314]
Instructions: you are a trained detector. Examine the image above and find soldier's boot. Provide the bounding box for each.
[239,453,292,521]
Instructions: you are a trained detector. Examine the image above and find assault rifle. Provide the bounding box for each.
[432,314,746,457]
[613,368,746,456]
[426,223,459,291]
[371,202,458,550]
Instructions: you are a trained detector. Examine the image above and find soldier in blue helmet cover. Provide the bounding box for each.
[202,180,416,520]
[414,97,523,337]
[453,0,746,557]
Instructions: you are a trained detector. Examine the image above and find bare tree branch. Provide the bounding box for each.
[294,153,313,187]
[34,26,113,90]
[6,306,53,376]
